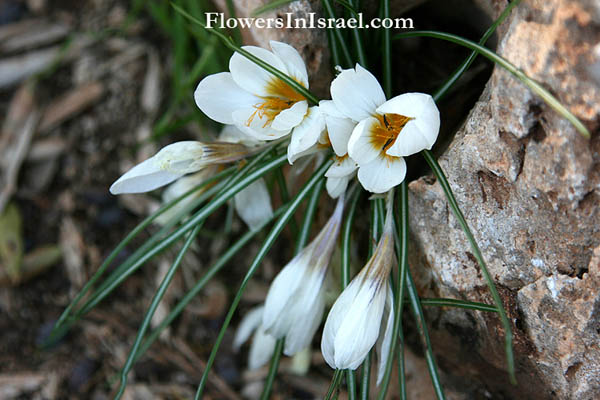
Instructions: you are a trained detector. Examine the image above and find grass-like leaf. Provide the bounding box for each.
[395,30,591,139]
[341,189,360,400]
[321,0,353,68]
[114,222,203,399]
[194,159,333,398]
[422,149,516,383]
[376,182,409,399]
[132,203,290,363]
[260,339,285,400]
[432,0,522,102]
[406,271,446,399]
[420,298,498,313]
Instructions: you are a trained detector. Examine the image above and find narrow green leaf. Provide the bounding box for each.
[325,369,343,400]
[380,0,391,97]
[133,204,290,362]
[406,271,447,399]
[47,167,235,343]
[432,0,522,102]
[376,182,408,399]
[114,222,203,400]
[260,339,285,400]
[395,30,590,138]
[321,0,353,68]
[420,298,498,313]
[341,189,360,400]
[422,149,516,383]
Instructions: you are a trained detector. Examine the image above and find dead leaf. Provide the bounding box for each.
[0,203,24,284]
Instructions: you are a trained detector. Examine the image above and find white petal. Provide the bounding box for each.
[347,117,382,165]
[219,125,263,147]
[376,289,394,385]
[321,276,363,369]
[110,142,205,194]
[287,106,325,163]
[269,40,309,88]
[357,155,407,194]
[110,158,184,194]
[333,281,387,369]
[330,64,386,121]
[232,107,291,140]
[271,100,308,131]
[230,46,288,97]
[319,100,345,118]
[377,93,440,152]
[263,253,311,337]
[287,143,324,164]
[384,120,430,157]
[326,176,350,199]
[248,328,277,370]
[233,306,265,350]
[283,286,326,356]
[325,156,358,178]
[234,178,273,231]
[326,115,356,156]
[194,72,257,124]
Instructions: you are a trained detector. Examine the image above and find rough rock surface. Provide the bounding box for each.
[408,0,600,398]
[215,0,600,398]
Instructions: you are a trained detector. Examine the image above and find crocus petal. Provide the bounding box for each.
[330,64,386,121]
[262,253,310,337]
[287,144,324,164]
[269,40,309,88]
[347,117,382,165]
[325,156,358,178]
[234,178,273,231]
[248,328,277,370]
[376,93,440,155]
[232,107,291,140]
[319,100,345,118]
[283,286,326,356]
[326,176,350,199]
[376,290,395,385]
[357,155,407,194]
[230,46,288,97]
[271,100,308,131]
[333,282,387,370]
[194,72,258,125]
[287,106,325,163]
[321,277,363,368]
[385,121,433,157]
[326,115,356,156]
[233,306,265,350]
[110,142,206,194]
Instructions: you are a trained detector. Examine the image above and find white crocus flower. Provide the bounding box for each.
[262,194,345,355]
[195,41,322,143]
[330,64,440,193]
[233,305,277,370]
[109,141,249,194]
[321,192,396,381]
[319,100,358,198]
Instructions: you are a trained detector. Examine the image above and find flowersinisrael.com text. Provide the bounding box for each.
[205,12,414,30]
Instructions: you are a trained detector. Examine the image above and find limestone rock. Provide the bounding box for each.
[408,0,600,398]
